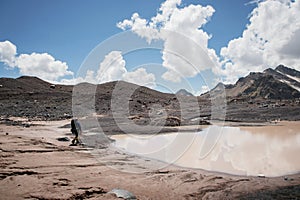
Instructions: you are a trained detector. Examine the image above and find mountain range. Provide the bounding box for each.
[203,65,300,100]
[0,65,299,123]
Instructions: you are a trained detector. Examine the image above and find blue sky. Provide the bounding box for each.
[1,0,299,94]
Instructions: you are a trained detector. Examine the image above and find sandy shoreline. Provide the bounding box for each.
[0,119,300,199]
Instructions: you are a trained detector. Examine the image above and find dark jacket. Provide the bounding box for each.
[71,119,81,136]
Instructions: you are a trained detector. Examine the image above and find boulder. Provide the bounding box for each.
[108,189,136,200]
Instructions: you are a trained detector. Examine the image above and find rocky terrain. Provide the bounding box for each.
[0,120,299,199]
[0,65,300,130]
[0,76,73,120]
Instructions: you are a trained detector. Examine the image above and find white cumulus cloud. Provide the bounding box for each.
[69,51,156,88]
[96,51,156,88]
[16,53,73,81]
[0,40,73,82]
[96,51,127,83]
[217,0,300,83]
[59,70,96,85]
[123,68,156,88]
[118,0,300,85]
[117,0,218,83]
[192,85,210,96]
[0,40,17,67]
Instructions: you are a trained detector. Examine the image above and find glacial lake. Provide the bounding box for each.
[112,122,300,177]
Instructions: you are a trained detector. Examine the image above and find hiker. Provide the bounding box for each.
[71,119,82,145]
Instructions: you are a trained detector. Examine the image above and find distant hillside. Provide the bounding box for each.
[0,76,73,120]
[176,89,194,96]
[0,77,190,121]
[0,76,73,94]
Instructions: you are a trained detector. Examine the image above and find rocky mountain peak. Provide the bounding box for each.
[176,89,194,96]
[275,65,300,78]
[205,65,300,100]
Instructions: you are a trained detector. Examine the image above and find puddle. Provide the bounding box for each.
[111,123,300,177]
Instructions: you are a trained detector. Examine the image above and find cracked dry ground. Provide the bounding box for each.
[0,126,300,199]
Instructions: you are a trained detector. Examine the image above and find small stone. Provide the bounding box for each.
[57,137,70,142]
[23,123,31,128]
[257,174,265,178]
[284,177,294,181]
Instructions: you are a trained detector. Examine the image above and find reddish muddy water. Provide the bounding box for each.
[112,122,300,177]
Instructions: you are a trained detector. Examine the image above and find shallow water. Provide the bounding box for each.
[112,122,300,177]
